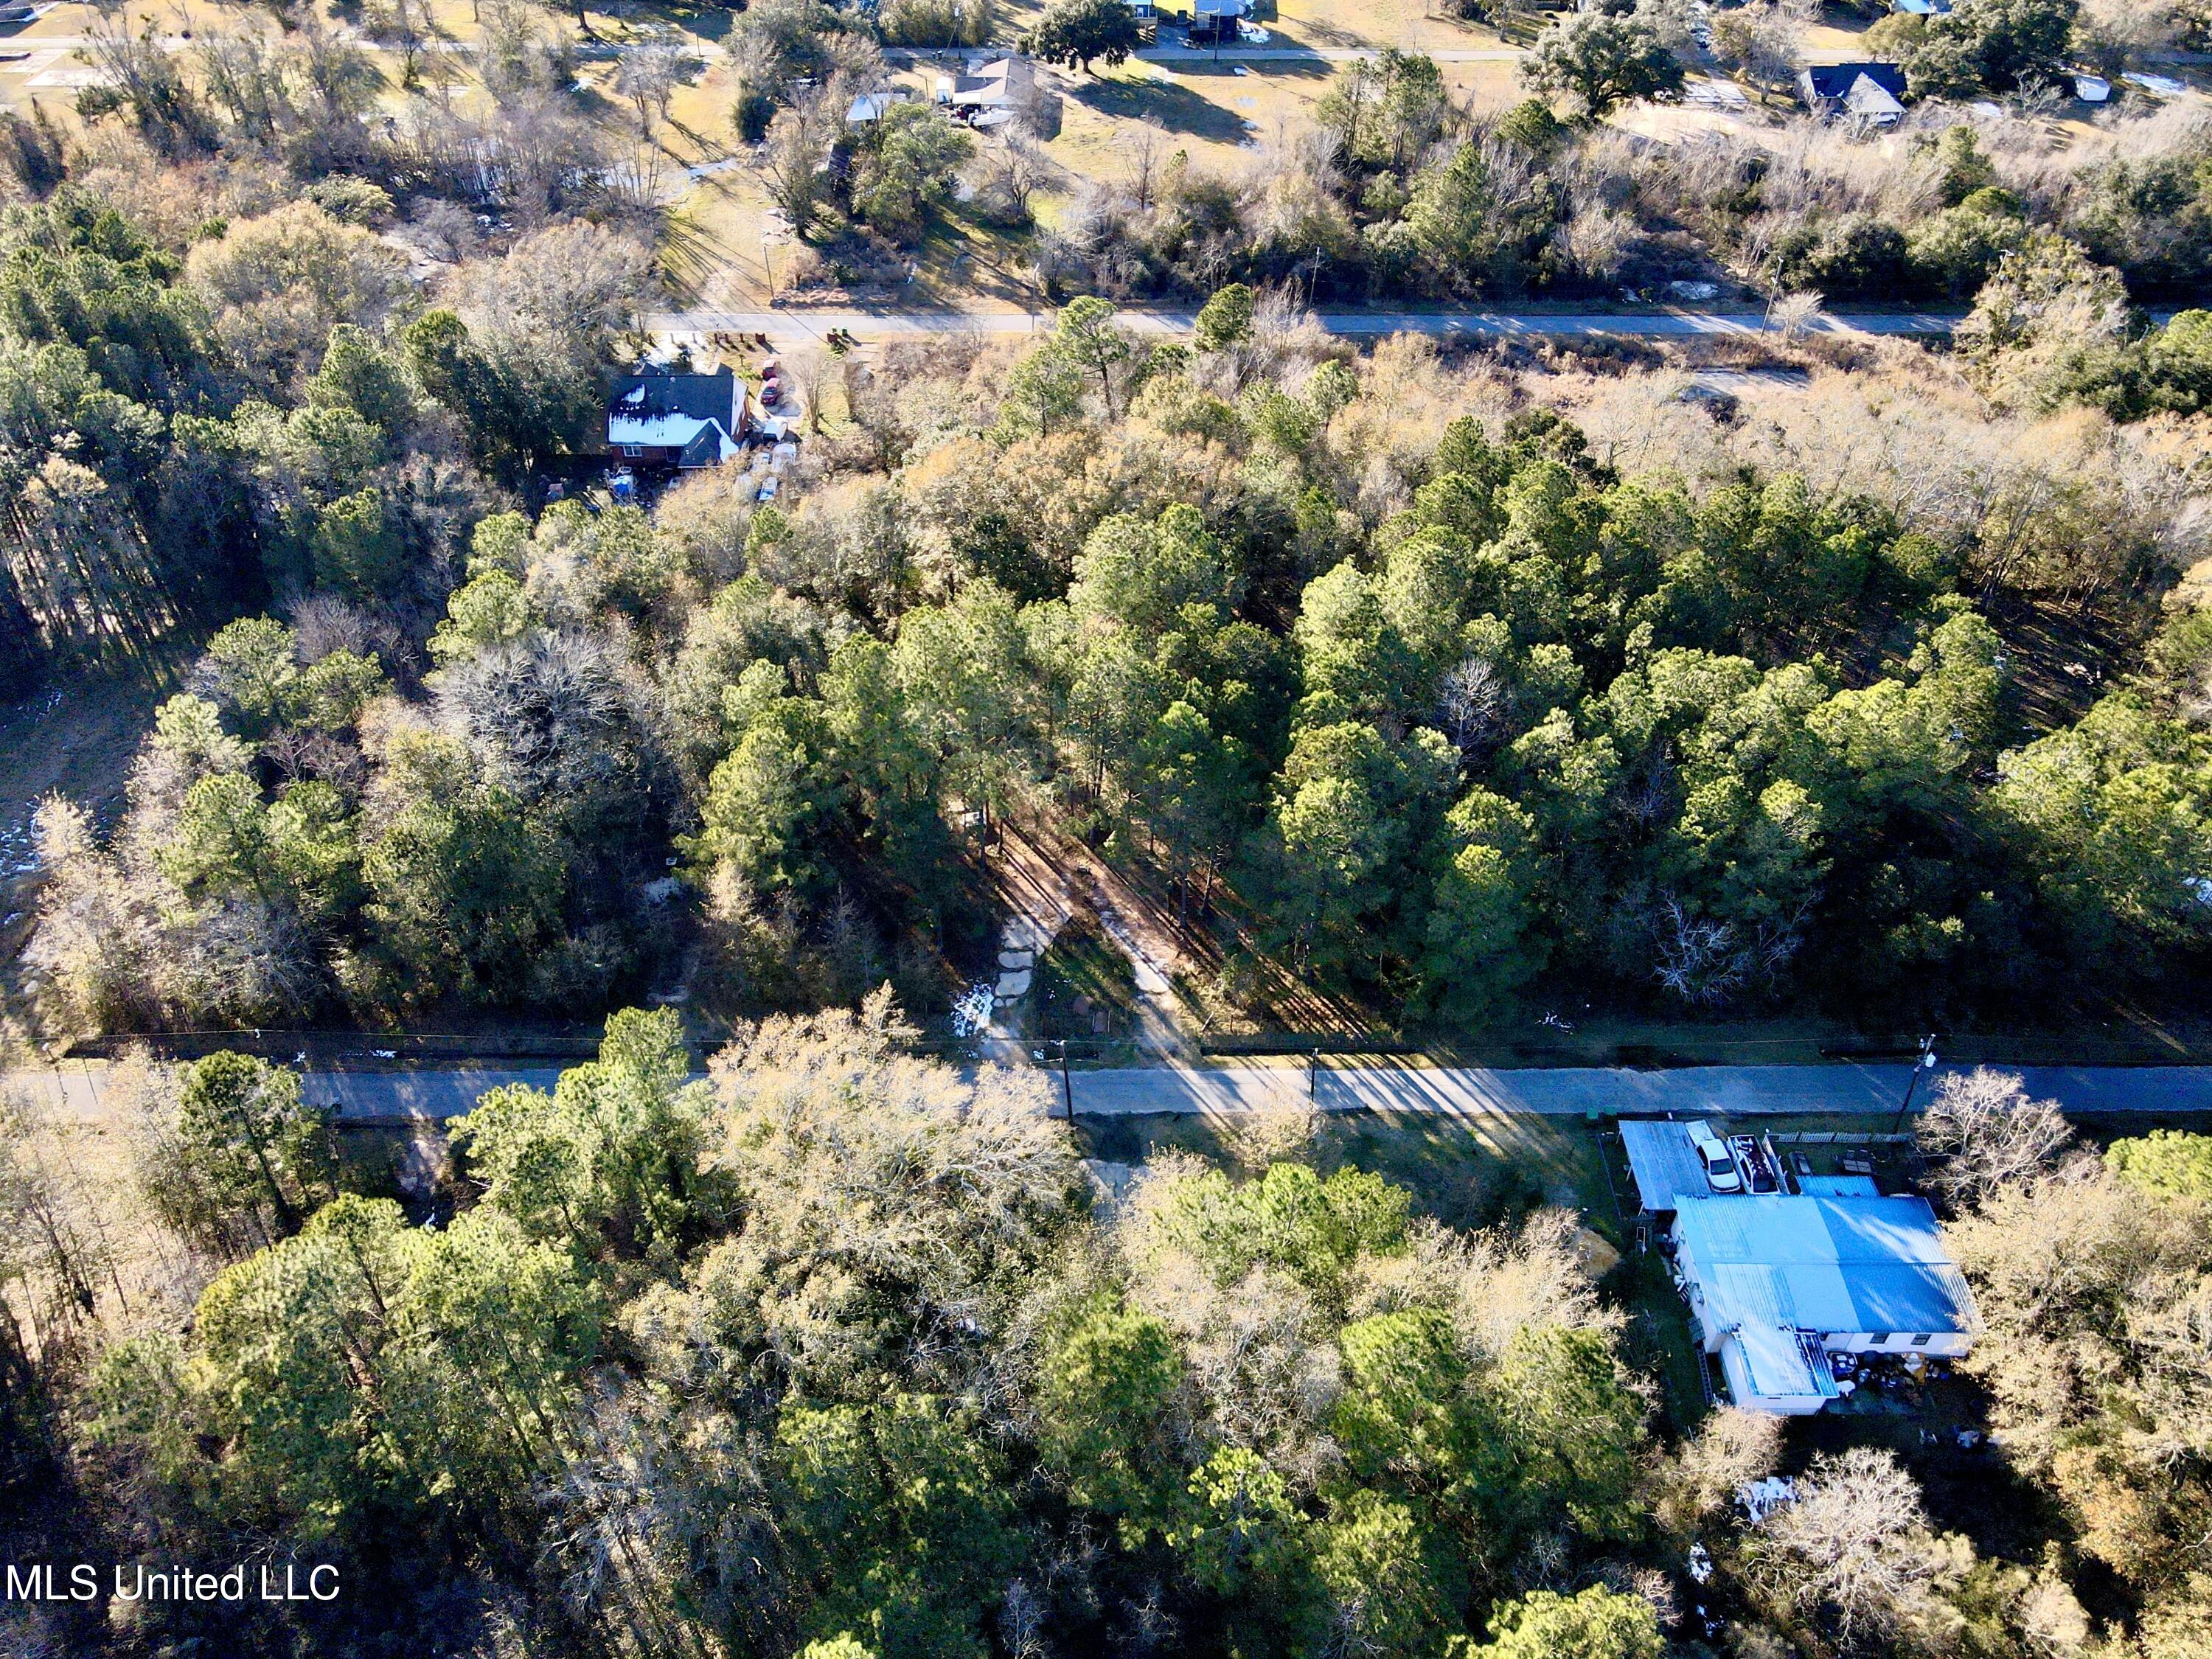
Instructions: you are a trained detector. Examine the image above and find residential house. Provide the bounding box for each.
[1189,0,1250,40]
[1796,61,1909,126]
[1672,1194,1980,1414]
[939,56,1039,130]
[606,367,748,468]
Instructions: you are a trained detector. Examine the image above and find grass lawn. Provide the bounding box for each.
[1037,903,1139,1041]
[1613,1247,1711,1435]
[1269,0,1504,54]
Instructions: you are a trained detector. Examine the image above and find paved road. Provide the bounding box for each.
[1073,1062,2212,1119]
[15,1060,2212,1127]
[646,307,1964,344]
[6,1064,568,1127]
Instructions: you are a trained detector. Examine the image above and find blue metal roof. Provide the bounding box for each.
[1814,1195,1952,1265]
[1844,1263,1978,1335]
[1798,1174,1882,1196]
[1675,1194,1978,1338]
[1620,1119,1714,1212]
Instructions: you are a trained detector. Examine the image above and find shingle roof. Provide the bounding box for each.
[950,58,1035,106]
[608,369,745,462]
[609,368,738,429]
[1801,62,1907,102]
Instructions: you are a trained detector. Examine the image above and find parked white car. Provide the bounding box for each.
[1687,1120,1742,1193]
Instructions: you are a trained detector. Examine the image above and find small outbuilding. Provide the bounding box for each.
[1621,1119,1719,1218]
[846,89,911,125]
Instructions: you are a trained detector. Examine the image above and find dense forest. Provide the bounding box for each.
[4,1015,2211,1658]
[4,1,2211,1038]
[19,272,2212,1037]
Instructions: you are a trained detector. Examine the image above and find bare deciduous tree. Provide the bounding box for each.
[1651,896,1804,1006]
[615,32,689,138]
[762,91,838,242]
[1436,653,1509,758]
[1556,204,1637,285]
[789,348,833,436]
[1710,2,1806,92]
[1915,1066,2076,1210]
[973,136,1058,229]
[1651,1406,1785,1537]
[1219,1103,1324,1172]
[1652,897,1747,1006]
[1747,1447,1941,1652]
[1769,288,1824,341]
[1125,116,1166,210]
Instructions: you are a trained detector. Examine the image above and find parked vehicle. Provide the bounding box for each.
[1687,1120,1742,1193]
[1731,1134,1780,1194]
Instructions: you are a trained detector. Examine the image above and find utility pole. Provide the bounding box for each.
[1889,1034,1938,1136]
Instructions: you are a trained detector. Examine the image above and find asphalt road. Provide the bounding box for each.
[14,1060,2212,1126]
[646,307,1964,345]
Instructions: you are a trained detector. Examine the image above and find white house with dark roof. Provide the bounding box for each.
[607,367,747,468]
[1673,1194,1980,1414]
[1797,62,1909,126]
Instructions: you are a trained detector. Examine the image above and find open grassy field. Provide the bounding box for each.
[0,0,1530,310]
[0,0,1922,320]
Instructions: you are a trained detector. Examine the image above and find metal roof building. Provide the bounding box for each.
[1619,1119,1715,1214]
[1674,1194,1979,1414]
